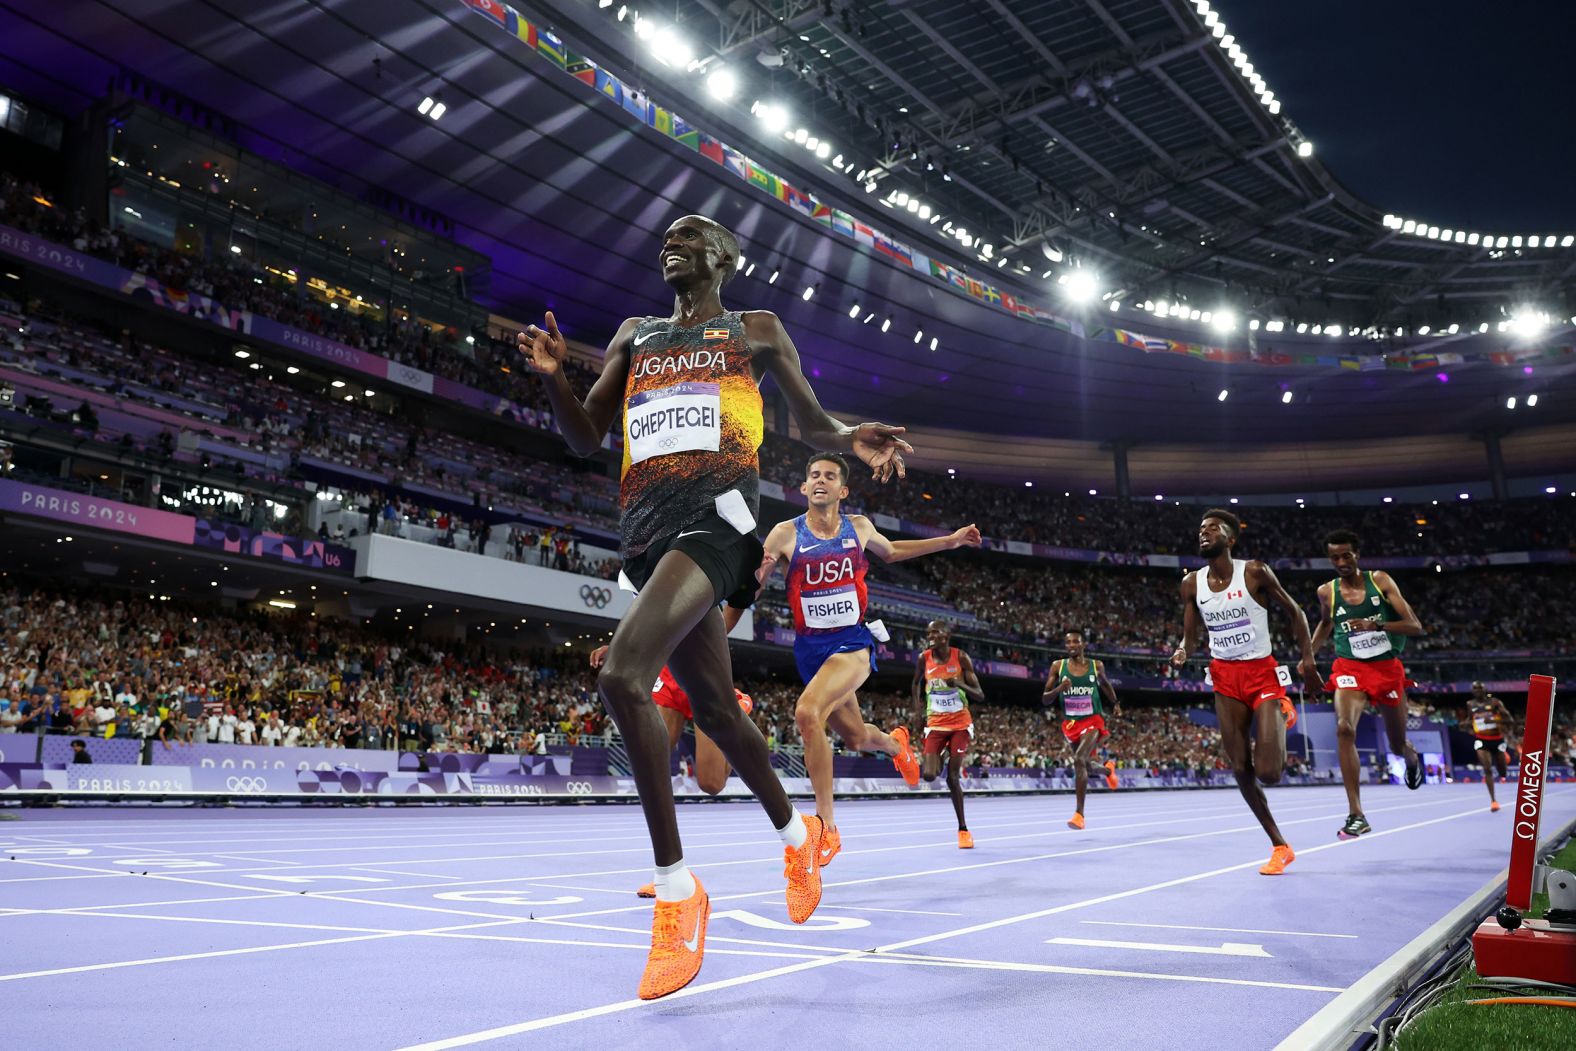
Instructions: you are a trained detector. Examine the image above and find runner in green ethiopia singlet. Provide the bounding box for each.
[1053,659,1104,720]
[1331,571,1406,661]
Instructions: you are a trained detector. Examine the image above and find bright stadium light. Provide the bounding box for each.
[1297,141,1313,158]
[1510,308,1547,338]
[1211,310,1236,332]
[848,303,861,318]
[706,69,737,100]
[1281,390,1294,404]
[1063,269,1100,303]
[1217,388,1229,402]
[418,96,434,115]
[428,99,447,120]
[753,101,789,134]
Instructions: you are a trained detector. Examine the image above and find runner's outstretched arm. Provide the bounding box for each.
[864,522,982,563]
[746,310,912,482]
[518,312,634,456]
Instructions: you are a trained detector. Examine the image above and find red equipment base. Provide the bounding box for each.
[1472,919,1576,985]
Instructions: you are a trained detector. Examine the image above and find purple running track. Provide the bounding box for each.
[1,783,1568,1050]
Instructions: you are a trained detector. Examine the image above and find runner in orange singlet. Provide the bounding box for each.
[912,621,984,848]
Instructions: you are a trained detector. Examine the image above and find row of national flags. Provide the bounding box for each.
[461,0,1565,374]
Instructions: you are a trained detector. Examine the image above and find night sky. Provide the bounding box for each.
[1211,1,1576,230]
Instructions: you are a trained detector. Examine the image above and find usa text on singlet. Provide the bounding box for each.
[619,311,763,558]
[1195,559,1273,660]
[786,513,868,633]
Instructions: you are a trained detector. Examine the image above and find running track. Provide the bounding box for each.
[2,783,1568,1050]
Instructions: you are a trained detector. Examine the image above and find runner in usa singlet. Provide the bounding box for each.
[785,513,868,635]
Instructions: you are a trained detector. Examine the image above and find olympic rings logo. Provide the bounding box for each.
[660,437,680,449]
[225,776,267,793]
[580,584,612,609]
[564,781,594,795]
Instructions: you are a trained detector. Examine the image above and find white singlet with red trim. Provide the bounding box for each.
[1195,559,1272,661]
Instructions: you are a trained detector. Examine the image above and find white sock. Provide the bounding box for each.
[654,859,696,902]
[776,810,808,849]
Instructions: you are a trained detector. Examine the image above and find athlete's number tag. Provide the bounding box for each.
[929,687,964,713]
[1275,665,1292,686]
[1064,694,1095,717]
[1474,716,1497,734]
[800,584,860,629]
[1335,674,1359,689]
[1349,631,1393,658]
[626,381,720,465]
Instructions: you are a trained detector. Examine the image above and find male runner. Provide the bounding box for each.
[757,452,980,866]
[1309,529,1426,839]
[1171,509,1318,875]
[1041,629,1121,830]
[1466,681,1515,812]
[589,635,755,896]
[913,621,985,848]
[519,214,911,999]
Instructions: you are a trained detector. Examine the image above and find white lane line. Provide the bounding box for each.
[0,917,522,982]
[1080,920,1358,939]
[817,904,963,916]
[1047,936,1271,958]
[390,802,1500,1050]
[848,951,1339,991]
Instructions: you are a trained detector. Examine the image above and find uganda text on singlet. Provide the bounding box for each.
[619,310,763,558]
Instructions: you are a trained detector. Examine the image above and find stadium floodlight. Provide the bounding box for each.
[1217,388,1229,401]
[1507,397,1518,410]
[1528,394,1539,406]
[1296,322,1309,334]
[805,136,819,152]
[1327,324,1343,336]
[801,284,814,301]
[1528,235,1541,248]
[1563,235,1575,247]
[1268,100,1281,113]
[815,141,831,160]
[881,317,892,333]
[1511,235,1523,247]
[1297,141,1313,158]
[1418,325,1431,335]
[792,127,809,144]
[1510,309,1546,338]
[913,330,923,344]
[1402,219,1417,234]
[650,27,694,68]
[234,349,250,359]
[905,198,919,213]
[918,203,932,219]
[1426,226,1441,239]
[848,303,861,318]
[930,337,939,351]
[1063,269,1100,303]
[754,102,790,134]
[418,96,434,115]
[1468,233,1480,245]
[1249,318,1261,331]
[1109,300,1120,312]
[706,69,737,100]
[768,268,779,284]
[1281,390,1294,404]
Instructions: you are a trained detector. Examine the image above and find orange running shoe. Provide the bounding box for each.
[889,726,920,787]
[818,825,841,867]
[637,883,656,898]
[1067,812,1085,830]
[783,815,824,923]
[637,875,709,1000]
[1279,697,1299,730]
[957,829,975,849]
[1491,801,1502,813]
[1259,844,1295,876]
[734,689,753,715]
[1104,760,1119,791]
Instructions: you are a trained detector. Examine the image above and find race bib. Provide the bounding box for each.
[626,382,720,465]
[799,584,860,629]
[1473,715,1496,734]
[929,687,964,713]
[1275,665,1292,686]
[1349,630,1392,658]
[1335,674,1359,689]
[1064,694,1095,717]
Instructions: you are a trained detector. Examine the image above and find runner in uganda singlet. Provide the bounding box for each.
[619,310,763,557]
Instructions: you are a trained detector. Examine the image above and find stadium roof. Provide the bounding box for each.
[2,0,1573,457]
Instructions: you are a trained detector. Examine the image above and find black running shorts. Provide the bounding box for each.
[619,511,763,609]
